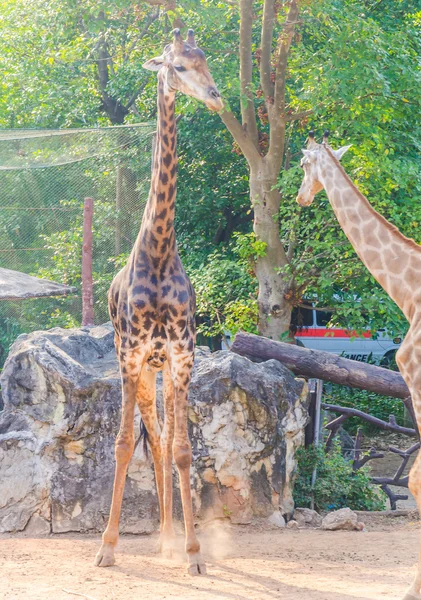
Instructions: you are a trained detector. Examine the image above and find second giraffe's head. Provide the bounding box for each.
[143,28,223,112]
[296,131,352,206]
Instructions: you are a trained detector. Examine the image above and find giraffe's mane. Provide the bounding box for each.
[323,145,421,253]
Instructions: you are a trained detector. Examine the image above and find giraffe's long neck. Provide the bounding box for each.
[136,72,177,261]
[319,147,421,320]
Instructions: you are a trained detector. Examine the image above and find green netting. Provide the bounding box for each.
[0,124,154,364]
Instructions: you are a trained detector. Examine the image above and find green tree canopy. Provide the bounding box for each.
[0,0,420,341]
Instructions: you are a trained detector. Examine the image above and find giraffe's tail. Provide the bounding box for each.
[135,418,149,456]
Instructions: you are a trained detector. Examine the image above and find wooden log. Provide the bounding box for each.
[231,332,410,399]
[323,403,416,437]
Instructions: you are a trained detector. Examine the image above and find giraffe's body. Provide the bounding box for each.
[297,133,421,599]
[94,29,222,576]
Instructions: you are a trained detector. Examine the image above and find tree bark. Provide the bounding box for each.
[250,161,291,337]
[239,0,259,147]
[97,43,128,125]
[231,332,410,399]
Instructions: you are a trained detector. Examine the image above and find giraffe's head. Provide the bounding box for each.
[296,132,352,206]
[143,28,223,112]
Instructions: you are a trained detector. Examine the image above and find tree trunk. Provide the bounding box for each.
[231,332,410,399]
[250,160,291,339]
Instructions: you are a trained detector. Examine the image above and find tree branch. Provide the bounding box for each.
[126,79,149,109]
[124,8,160,61]
[266,0,300,172]
[284,108,313,122]
[322,404,417,437]
[260,0,275,100]
[144,0,175,5]
[239,0,259,148]
[219,109,261,167]
[97,40,128,124]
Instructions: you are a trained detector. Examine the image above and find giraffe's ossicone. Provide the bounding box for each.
[94,28,222,576]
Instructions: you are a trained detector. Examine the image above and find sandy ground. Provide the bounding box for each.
[1,517,420,600]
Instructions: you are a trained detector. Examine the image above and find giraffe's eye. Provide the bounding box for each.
[174,65,186,72]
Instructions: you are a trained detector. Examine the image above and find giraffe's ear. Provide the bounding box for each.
[333,145,352,161]
[143,56,164,71]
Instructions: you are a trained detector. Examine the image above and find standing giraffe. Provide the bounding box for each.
[296,131,421,600]
[94,28,222,576]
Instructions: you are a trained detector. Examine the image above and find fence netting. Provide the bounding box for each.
[0,124,154,364]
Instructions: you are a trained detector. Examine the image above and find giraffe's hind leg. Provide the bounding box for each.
[402,448,421,599]
[159,361,176,557]
[170,350,206,576]
[95,373,138,567]
[397,335,421,599]
[136,366,165,528]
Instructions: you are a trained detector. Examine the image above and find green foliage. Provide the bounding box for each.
[293,442,386,512]
[184,233,259,339]
[0,316,25,366]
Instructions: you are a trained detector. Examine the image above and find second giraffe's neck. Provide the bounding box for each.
[319,147,421,318]
[138,72,177,258]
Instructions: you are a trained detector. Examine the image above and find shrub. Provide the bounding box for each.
[293,442,386,512]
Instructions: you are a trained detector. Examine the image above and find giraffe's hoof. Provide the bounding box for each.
[159,530,177,558]
[187,553,207,576]
[94,543,116,567]
[159,537,177,559]
[161,546,175,559]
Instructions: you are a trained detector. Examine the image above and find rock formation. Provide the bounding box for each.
[0,324,308,534]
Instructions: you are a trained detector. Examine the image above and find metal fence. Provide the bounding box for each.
[0,124,154,364]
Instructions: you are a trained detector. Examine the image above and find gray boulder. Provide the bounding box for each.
[0,324,308,534]
[321,507,365,531]
[294,507,322,528]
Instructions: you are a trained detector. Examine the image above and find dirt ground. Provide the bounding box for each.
[1,515,420,600]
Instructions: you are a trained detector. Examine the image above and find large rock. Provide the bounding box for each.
[321,508,364,531]
[0,324,308,534]
[294,507,322,528]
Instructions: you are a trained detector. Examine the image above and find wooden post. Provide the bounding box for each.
[304,380,317,447]
[310,379,323,509]
[115,166,123,255]
[82,197,94,327]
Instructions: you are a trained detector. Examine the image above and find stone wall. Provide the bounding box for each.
[0,324,308,534]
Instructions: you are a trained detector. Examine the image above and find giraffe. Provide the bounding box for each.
[296,131,421,599]
[94,28,222,576]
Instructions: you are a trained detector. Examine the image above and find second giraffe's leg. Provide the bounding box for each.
[398,340,421,599]
[136,367,165,527]
[172,354,206,576]
[159,361,176,556]
[403,449,421,600]
[95,375,138,567]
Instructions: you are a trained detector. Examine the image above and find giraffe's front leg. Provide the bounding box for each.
[397,341,421,600]
[95,374,138,567]
[171,352,206,576]
[402,434,421,600]
[159,361,176,557]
